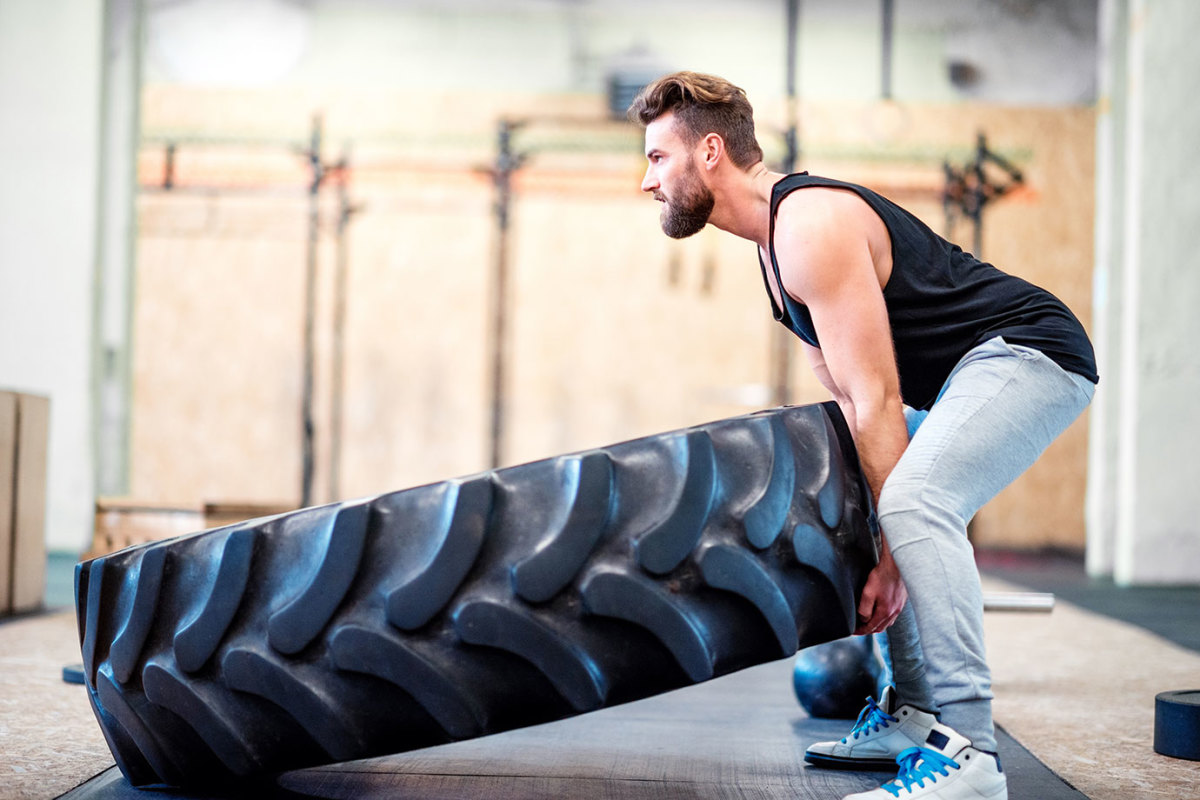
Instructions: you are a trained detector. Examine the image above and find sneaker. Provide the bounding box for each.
[842,722,1007,799]
[805,686,938,770]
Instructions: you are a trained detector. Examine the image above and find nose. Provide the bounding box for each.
[640,166,657,194]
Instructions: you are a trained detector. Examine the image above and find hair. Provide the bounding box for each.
[628,71,764,169]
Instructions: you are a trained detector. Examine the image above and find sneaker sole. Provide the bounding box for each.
[804,751,900,771]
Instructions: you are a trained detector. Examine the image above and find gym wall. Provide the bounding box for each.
[125,84,1093,551]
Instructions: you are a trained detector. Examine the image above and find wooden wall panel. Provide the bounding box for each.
[131,212,309,506]
[131,87,1094,549]
[333,188,493,498]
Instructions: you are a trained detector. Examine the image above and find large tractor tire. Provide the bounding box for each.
[76,402,877,789]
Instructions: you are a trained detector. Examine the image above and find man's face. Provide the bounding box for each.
[641,114,715,239]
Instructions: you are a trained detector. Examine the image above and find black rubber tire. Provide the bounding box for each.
[75,401,877,788]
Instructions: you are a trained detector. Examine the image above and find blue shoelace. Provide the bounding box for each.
[842,696,898,743]
[882,747,961,797]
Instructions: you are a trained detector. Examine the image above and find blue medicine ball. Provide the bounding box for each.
[792,637,885,719]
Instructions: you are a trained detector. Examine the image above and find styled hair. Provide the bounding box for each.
[628,71,765,169]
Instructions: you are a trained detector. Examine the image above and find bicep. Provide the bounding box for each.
[808,273,898,403]
[777,214,899,406]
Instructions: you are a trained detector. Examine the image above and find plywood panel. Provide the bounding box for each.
[130,201,310,507]
[131,86,1095,550]
[334,188,492,497]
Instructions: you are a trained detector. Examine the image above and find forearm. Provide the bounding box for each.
[846,394,910,633]
[801,351,906,506]
[845,394,908,508]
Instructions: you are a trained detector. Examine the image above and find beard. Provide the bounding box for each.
[659,163,715,239]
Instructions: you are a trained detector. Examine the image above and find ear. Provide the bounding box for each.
[699,133,724,172]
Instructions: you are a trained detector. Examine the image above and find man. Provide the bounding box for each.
[629,72,1096,800]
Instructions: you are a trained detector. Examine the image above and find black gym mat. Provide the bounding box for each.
[58,658,1087,800]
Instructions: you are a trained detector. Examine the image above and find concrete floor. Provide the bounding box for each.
[2,564,1198,800]
[980,549,1200,654]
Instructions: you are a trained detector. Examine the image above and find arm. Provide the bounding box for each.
[776,194,909,635]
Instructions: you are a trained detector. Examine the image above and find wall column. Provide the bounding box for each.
[1090,0,1200,585]
[0,1,105,553]
[1086,0,1126,578]
[93,0,144,500]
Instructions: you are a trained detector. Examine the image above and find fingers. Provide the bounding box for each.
[877,607,901,632]
[854,561,909,635]
[872,596,905,633]
[857,597,874,626]
[855,594,902,635]
[855,602,886,636]
[856,611,889,636]
[854,593,876,635]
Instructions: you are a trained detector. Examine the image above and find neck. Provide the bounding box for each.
[705,162,787,249]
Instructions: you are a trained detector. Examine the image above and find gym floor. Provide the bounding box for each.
[2,551,1197,800]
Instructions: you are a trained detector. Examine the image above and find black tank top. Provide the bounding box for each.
[758,173,1098,410]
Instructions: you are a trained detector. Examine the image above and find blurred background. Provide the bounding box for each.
[1,0,1195,613]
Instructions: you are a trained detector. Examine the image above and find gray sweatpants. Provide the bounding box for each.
[878,336,1095,752]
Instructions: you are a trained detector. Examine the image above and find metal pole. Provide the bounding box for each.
[972,133,986,258]
[881,0,895,100]
[300,115,324,508]
[783,0,800,173]
[982,592,1055,613]
[163,142,175,190]
[329,147,356,502]
[771,0,801,408]
[488,119,519,469]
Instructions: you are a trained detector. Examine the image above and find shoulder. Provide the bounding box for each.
[773,187,878,296]
[775,183,876,232]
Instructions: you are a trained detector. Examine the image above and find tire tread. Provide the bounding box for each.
[75,402,876,788]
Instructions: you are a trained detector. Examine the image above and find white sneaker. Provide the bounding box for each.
[805,686,938,770]
[842,721,1008,800]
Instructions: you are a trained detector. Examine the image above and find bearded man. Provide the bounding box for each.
[629,71,1097,800]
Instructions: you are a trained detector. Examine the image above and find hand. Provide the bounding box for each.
[854,540,907,635]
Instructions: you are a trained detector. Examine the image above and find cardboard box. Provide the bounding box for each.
[86,501,292,561]
[89,499,202,560]
[0,393,16,615]
[1,390,49,616]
